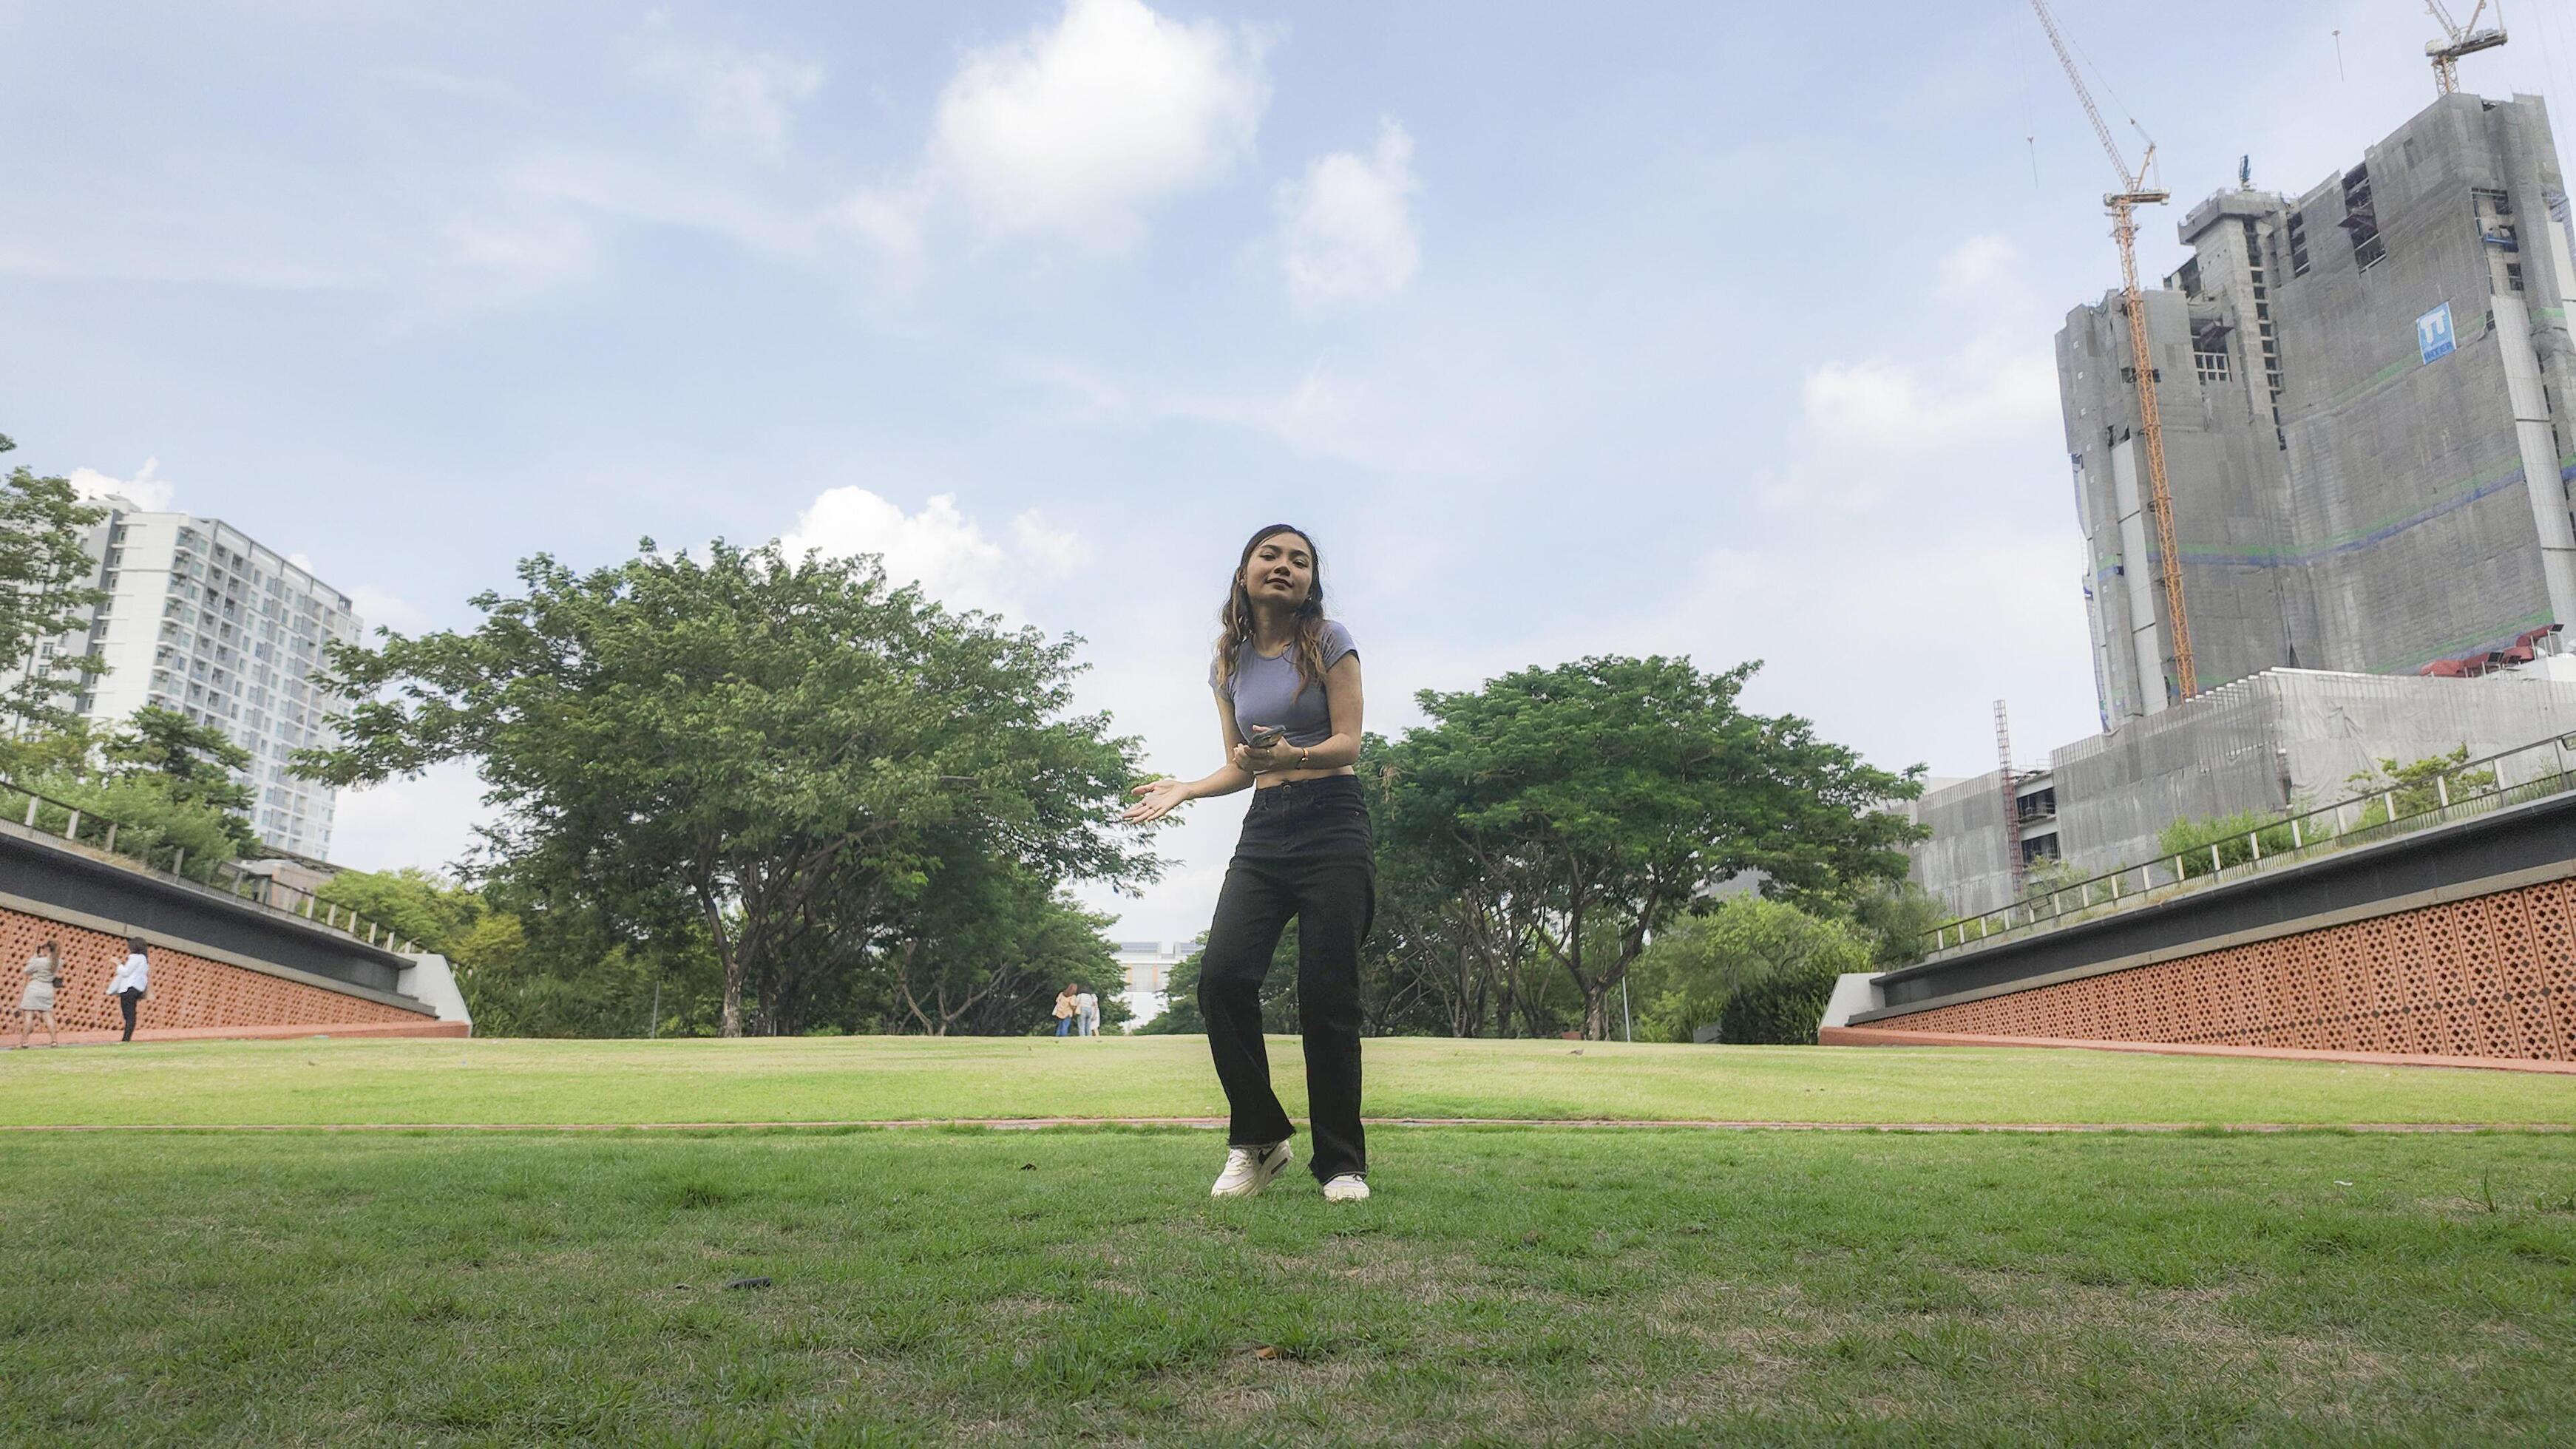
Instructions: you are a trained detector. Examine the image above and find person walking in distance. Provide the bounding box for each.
[1124,524,1375,1203]
[105,937,149,1044]
[1053,983,1079,1038]
[1075,982,1100,1038]
[18,938,61,1048]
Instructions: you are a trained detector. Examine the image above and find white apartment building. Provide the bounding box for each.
[38,499,363,858]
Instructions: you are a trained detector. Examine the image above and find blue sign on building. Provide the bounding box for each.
[2417,302,2456,364]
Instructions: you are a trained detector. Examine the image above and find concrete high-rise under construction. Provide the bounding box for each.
[2059,91,2576,724]
[1908,89,2576,920]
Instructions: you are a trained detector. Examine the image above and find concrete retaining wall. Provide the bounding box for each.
[1,824,451,1040]
[1857,788,2576,1065]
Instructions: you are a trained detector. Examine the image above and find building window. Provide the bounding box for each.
[2342,163,2383,270]
[2286,210,2311,276]
[2194,349,2231,381]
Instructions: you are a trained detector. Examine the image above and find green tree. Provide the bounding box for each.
[10,712,257,880]
[101,705,260,850]
[1628,897,1873,1045]
[1139,930,1301,1036]
[1354,736,1503,1036]
[314,867,489,956]
[0,717,97,781]
[886,849,1122,1036]
[16,770,246,879]
[0,433,109,736]
[2347,745,2495,824]
[1847,880,1950,968]
[296,540,1157,1036]
[450,897,723,1039]
[1377,656,1922,1039]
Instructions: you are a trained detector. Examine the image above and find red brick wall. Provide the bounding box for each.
[1873,877,2576,1062]
[3,905,433,1034]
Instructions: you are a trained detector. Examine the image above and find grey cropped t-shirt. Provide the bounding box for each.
[1209,620,1357,748]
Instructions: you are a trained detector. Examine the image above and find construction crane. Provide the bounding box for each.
[2027,0,2195,702]
[2425,1,2507,97]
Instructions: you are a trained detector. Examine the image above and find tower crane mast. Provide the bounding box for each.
[2027,0,2196,702]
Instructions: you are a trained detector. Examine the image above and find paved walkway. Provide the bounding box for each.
[3,1116,2567,1133]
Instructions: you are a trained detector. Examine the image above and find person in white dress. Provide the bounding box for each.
[18,939,61,1048]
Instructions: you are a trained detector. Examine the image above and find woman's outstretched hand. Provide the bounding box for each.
[1124,777,1193,824]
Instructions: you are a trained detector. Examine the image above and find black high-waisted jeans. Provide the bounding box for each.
[1200,773,1375,1181]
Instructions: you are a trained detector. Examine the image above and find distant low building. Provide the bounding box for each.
[1110,937,1203,1028]
[1912,664,2576,916]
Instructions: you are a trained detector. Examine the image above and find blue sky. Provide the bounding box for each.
[6,1,2574,940]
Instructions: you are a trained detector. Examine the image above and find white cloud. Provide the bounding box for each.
[346,586,436,637]
[443,211,597,288]
[1011,509,1094,577]
[850,0,1271,256]
[1761,235,2059,514]
[833,182,932,274]
[779,489,1090,618]
[330,760,495,875]
[68,458,176,512]
[503,146,819,260]
[1278,120,1420,308]
[1936,231,2021,302]
[634,27,824,161]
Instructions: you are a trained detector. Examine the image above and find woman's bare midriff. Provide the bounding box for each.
[1253,764,1359,789]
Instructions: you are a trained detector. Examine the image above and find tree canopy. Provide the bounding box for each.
[0,432,108,738]
[1372,656,1922,1039]
[296,540,1158,1036]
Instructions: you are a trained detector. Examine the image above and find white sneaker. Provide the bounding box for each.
[1321,1174,1371,1203]
[1210,1141,1292,1198]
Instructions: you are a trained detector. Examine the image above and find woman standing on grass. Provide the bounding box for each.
[18,938,61,1048]
[105,937,149,1044]
[1124,524,1374,1204]
[1053,983,1079,1038]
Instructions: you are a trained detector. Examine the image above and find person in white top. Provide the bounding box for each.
[18,938,61,1048]
[1074,983,1100,1037]
[104,937,149,1044]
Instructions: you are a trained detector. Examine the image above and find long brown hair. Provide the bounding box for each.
[1213,523,1331,701]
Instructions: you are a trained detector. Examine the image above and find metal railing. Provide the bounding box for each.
[1921,730,2576,956]
[0,775,418,955]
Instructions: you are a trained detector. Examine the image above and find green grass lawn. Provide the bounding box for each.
[3,1127,2572,1445]
[4,1034,2572,1128]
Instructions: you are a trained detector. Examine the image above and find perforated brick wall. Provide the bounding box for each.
[3,904,433,1034]
[1873,878,2576,1061]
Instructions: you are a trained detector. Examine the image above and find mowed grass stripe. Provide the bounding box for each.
[4,1034,2574,1127]
[2,1128,2572,1444]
